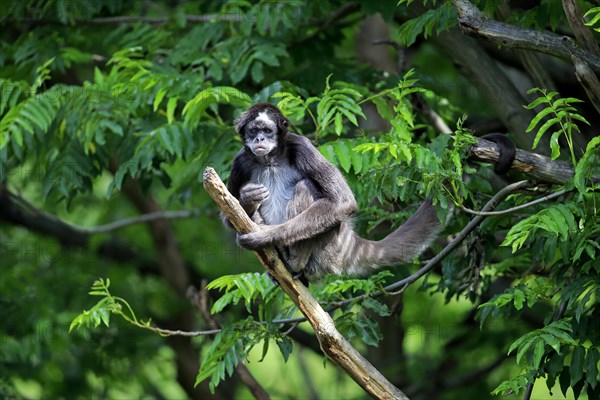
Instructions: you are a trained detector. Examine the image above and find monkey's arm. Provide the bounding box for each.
[238,136,356,249]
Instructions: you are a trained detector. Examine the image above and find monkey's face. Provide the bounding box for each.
[243,112,279,157]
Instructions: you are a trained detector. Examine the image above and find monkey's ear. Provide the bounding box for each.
[234,110,252,135]
[278,116,289,134]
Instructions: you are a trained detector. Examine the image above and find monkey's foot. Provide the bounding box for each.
[236,230,273,250]
[267,272,280,286]
[292,271,309,286]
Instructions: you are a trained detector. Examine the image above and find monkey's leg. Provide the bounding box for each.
[285,180,315,276]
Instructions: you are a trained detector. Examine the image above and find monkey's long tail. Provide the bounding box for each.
[348,201,442,274]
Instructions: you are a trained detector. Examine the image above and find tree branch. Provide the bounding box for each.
[459,189,569,216]
[572,53,600,115]
[0,186,87,247]
[469,137,575,184]
[0,186,201,240]
[451,0,600,73]
[1,14,242,25]
[562,0,600,54]
[202,167,409,400]
[79,209,201,233]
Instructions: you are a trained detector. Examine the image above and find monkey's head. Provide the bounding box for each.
[235,103,289,158]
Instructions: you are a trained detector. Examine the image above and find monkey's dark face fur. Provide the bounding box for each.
[235,103,289,160]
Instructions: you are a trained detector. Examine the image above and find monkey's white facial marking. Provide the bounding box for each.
[255,111,276,129]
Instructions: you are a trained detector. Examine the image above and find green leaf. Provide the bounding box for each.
[532,117,558,149]
[516,338,536,365]
[587,347,599,389]
[540,333,561,354]
[513,289,525,310]
[276,337,293,362]
[570,346,585,386]
[533,339,545,369]
[362,298,391,317]
[334,112,343,135]
[526,106,554,132]
[333,141,352,173]
[153,87,167,111]
[166,97,178,125]
[549,130,562,159]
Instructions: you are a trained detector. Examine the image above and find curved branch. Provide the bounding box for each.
[202,167,408,400]
[459,189,569,216]
[1,14,242,25]
[451,0,600,73]
[79,209,201,233]
[0,187,201,239]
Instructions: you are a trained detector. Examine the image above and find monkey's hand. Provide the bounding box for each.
[239,183,269,210]
[236,226,276,250]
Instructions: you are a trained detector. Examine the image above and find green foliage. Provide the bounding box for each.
[508,0,566,31]
[206,272,283,315]
[584,7,600,32]
[274,74,366,138]
[0,61,62,152]
[198,272,300,392]
[501,203,578,253]
[70,278,152,332]
[524,88,589,163]
[182,86,252,129]
[574,136,600,194]
[395,2,456,47]
[319,271,394,346]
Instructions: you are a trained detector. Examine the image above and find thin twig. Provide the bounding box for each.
[459,189,568,216]
[79,209,201,233]
[2,188,201,234]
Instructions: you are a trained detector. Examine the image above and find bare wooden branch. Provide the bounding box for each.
[469,137,575,184]
[572,54,600,115]
[0,186,201,239]
[459,189,569,216]
[562,0,600,54]
[451,0,600,73]
[1,14,243,25]
[202,167,409,400]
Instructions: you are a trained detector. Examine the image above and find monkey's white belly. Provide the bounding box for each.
[251,164,301,225]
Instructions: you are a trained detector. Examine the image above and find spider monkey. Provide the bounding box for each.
[223,103,448,283]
